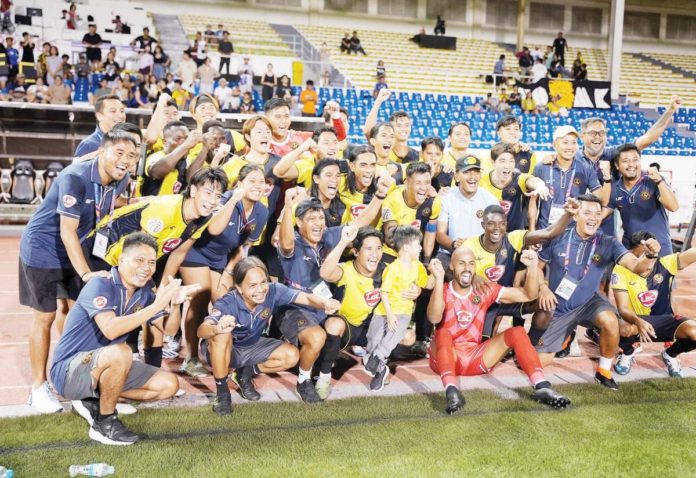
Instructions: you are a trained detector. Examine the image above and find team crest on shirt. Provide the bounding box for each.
[162,238,182,253]
[62,194,77,208]
[592,254,601,263]
[351,204,367,218]
[638,290,658,308]
[499,248,508,259]
[476,210,484,219]
[499,200,512,214]
[653,273,664,284]
[260,308,272,320]
[290,141,299,150]
[133,304,142,312]
[93,296,108,308]
[505,187,516,196]
[421,207,431,217]
[573,178,582,186]
[641,190,651,200]
[210,308,222,317]
[146,218,164,235]
[485,265,505,282]
[173,181,182,194]
[248,224,257,234]
[519,159,528,166]
[472,295,482,305]
[297,318,307,326]
[456,310,474,328]
[364,290,381,307]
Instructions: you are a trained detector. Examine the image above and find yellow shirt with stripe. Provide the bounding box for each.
[481,150,538,174]
[380,186,441,256]
[463,230,527,280]
[186,130,247,165]
[375,258,429,316]
[610,254,679,316]
[337,261,381,326]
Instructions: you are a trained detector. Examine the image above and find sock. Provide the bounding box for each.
[503,327,545,386]
[143,347,162,368]
[512,315,525,327]
[666,339,696,358]
[126,329,139,353]
[318,372,331,382]
[434,328,458,389]
[97,411,115,421]
[214,376,229,396]
[597,355,613,378]
[527,324,547,346]
[298,367,311,384]
[319,334,341,374]
[619,335,638,356]
[534,380,551,390]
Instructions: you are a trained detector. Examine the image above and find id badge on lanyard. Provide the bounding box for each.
[549,205,565,225]
[555,233,597,301]
[92,183,115,259]
[555,274,579,300]
[311,280,333,300]
[549,164,575,224]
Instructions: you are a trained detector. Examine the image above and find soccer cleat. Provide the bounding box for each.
[315,375,332,400]
[585,327,600,346]
[179,359,210,378]
[411,340,429,358]
[661,350,684,378]
[532,387,571,409]
[297,379,322,403]
[363,354,380,377]
[594,371,619,390]
[89,414,139,446]
[72,398,99,425]
[232,371,261,401]
[162,335,181,359]
[212,393,233,416]
[445,386,465,415]
[370,360,390,392]
[28,381,63,414]
[614,353,635,376]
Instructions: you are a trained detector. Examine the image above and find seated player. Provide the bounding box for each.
[427,247,570,414]
[197,257,339,415]
[612,231,696,378]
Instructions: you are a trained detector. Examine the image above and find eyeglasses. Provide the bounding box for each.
[585,130,606,138]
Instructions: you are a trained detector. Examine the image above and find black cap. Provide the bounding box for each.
[295,198,324,219]
[455,155,482,172]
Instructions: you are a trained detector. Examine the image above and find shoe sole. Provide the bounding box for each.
[535,396,572,409]
[88,426,138,446]
[72,400,95,425]
[446,401,464,415]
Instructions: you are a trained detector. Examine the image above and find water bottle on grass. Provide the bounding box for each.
[0,466,15,478]
[68,463,115,477]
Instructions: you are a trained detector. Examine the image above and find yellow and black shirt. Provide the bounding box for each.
[463,229,527,287]
[611,254,679,316]
[479,171,531,231]
[380,186,441,257]
[334,261,384,326]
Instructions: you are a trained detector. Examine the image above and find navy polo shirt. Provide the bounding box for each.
[186,192,268,270]
[533,159,601,229]
[74,126,104,158]
[577,145,619,235]
[540,228,628,316]
[19,159,129,269]
[205,282,299,348]
[50,268,164,396]
[609,175,671,257]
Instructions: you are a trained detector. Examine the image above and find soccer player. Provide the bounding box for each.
[198,257,339,415]
[339,146,384,223]
[363,88,419,164]
[427,247,570,414]
[272,126,341,190]
[74,95,126,157]
[420,137,455,191]
[50,232,200,444]
[489,115,537,173]
[185,120,233,181]
[263,97,313,157]
[368,122,405,184]
[20,130,138,413]
[612,231,696,378]
[444,122,472,166]
[605,144,678,257]
[533,194,662,389]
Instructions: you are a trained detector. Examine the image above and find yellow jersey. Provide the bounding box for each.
[375,258,429,316]
[380,186,441,256]
[611,254,679,316]
[335,261,382,326]
[479,171,531,231]
[463,229,526,286]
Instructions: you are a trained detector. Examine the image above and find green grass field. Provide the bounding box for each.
[2,378,696,477]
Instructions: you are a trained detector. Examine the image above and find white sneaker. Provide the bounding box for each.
[661,350,684,378]
[163,335,181,359]
[28,381,63,413]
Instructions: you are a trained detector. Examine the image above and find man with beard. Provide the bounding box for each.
[427,247,571,414]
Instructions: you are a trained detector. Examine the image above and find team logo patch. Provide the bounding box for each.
[653,273,664,284]
[472,295,482,305]
[638,290,658,308]
[456,310,474,328]
[290,141,300,150]
[173,181,182,194]
[210,308,222,317]
[364,290,381,307]
[592,253,601,263]
[500,200,512,214]
[248,224,257,234]
[466,157,477,165]
[133,304,142,312]
[297,318,307,327]
[421,207,431,218]
[146,218,164,235]
[162,238,182,253]
[93,296,108,308]
[505,187,517,196]
[519,159,528,166]
[610,273,619,286]
[499,248,508,259]
[641,190,651,200]
[476,209,484,219]
[260,308,272,320]
[410,220,421,230]
[574,178,582,186]
[485,265,505,282]
[264,179,274,197]
[62,195,77,208]
[351,204,367,218]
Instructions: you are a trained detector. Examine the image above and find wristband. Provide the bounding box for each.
[80,271,90,280]
[645,253,658,259]
[425,222,437,233]
[375,193,387,200]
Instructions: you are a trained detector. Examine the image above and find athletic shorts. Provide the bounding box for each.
[642,314,695,342]
[536,293,618,353]
[276,306,323,344]
[18,259,81,312]
[340,316,372,349]
[429,341,491,377]
[180,260,224,275]
[60,348,158,400]
[200,336,284,370]
[483,302,525,339]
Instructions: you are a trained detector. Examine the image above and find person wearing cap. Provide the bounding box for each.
[531,125,608,230]
[276,181,390,403]
[435,155,498,270]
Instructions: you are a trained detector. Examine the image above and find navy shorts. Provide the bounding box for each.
[18,259,81,312]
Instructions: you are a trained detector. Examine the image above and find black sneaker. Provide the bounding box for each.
[594,371,619,391]
[212,393,233,416]
[232,371,261,401]
[297,379,322,403]
[532,387,571,409]
[89,414,139,446]
[364,354,381,377]
[72,398,99,426]
[555,330,576,359]
[585,327,600,346]
[411,340,429,358]
[370,360,390,392]
[445,386,465,415]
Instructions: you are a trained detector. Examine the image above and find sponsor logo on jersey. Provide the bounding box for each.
[592,253,601,263]
[637,290,658,308]
[500,200,512,214]
[485,265,505,282]
[62,195,77,208]
[162,238,182,253]
[499,248,508,259]
[146,218,164,235]
[476,209,484,219]
[364,289,380,307]
[93,296,108,308]
[410,220,421,229]
[574,178,582,186]
[421,207,431,217]
[455,310,474,327]
[351,204,367,218]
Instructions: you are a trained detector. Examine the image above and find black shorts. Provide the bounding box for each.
[642,314,695,342]
[276,306,323,344]
[483,302,525,338]
[341,317,372,348]
[180,261,224,275]
[18,259,81,312]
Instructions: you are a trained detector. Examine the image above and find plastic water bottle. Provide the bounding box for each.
[68,463,115,477]
[0,466,15,478]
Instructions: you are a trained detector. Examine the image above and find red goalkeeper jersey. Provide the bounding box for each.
[438,282,503,346]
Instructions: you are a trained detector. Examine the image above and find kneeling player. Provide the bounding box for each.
[427,247,570,414]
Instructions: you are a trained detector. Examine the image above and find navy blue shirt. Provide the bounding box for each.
[540,228,628,315]
[533,159,601,229]
[205,283,299,347]
[6,47,18,66]
[186,192,268,270]
[609,175,671,257]
[577,145,619,235]
[50,268,164,396]
[74,126,104,158]
[19,159,129,268]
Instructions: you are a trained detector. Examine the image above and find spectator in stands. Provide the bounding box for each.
[20,32,34,65]
[60,54,73,82]
[190,31,206,66]
[204,24,215,38]
[240,91,255,113]
[46,75,72,105]
[572,52,582,77]
[46,45,62,87]
[145,74,159,103]
[9,74,27,101]
[552,31,568,66]
[138,45,154,76]
[213,77,232,110]
[5,36,18,81]
[154,78,171,101]
[112,15,124,34]
[112,76,131,106]
[0,77,8,101]
[544,46,554,69]
[275,74,292,101]
[75,54,90,81]
[38,42,50,81]
[493,54,506,86]
[177,51,198,90]
[218,31,233,75]
[216,24,225,38]
[171,79,190,110]
[152,45,170,81]
[237,56,254,94]
[482,92,499,112]
[226,86,241,113]
[165,72,175,91]
[574,63,588,81]
[434,15,446,35]
[516,46,533,81]
[197,57,219,95]
[508,85,522,106]
[531,57,547,83]
[522,91,538,115]
[132,27,157,52]
[320,42,331,86]
[0,0,12,35]
[410,27,426,45]
[350,31,367,55]
[82,24,103,67]
[376,59,386,78]
[531,45,543,62]
[498,96,512,114]
[26,76,47,103]
[90,77,111,104]
[261,63,276,102]
[300,80,318,117]
[549,54,568,78]
[546,94,568,117]
[102,50,120,86]
[134,83,152,109]
[66,3,80,30]
[373,75,388,99]
[340,32,351,54]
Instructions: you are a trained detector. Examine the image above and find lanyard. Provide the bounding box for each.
[94,182,116,226]
[549,162,576,203]
[564,232,598,280]
[236,202,256,235]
